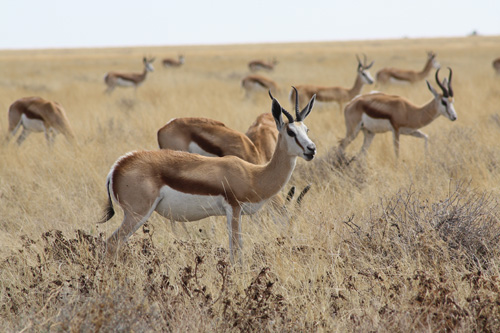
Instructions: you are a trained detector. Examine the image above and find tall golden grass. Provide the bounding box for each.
[1,36,500,331]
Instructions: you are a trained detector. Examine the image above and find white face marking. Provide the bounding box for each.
[188,142,219,157]
[21,114,45,132]
[361,70,374,84]
[285,121,315,160]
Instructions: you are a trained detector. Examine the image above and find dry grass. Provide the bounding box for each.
[1,36,500,331]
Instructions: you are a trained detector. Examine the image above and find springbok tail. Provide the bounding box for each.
[98,178,115,223]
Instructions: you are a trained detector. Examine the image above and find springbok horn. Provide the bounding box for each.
[435,68,449,97]
[447,67,453,97]
[293,86,299,119]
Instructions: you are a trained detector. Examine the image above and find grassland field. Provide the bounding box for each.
[1,36,500,331]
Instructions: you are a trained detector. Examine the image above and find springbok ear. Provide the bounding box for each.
[298,94,316,121]
[426,80,439,98]
[271,98,284,130]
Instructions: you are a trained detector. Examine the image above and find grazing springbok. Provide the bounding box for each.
[338,68,456,159]
[493,57,500,75]
[6,96,75,146]
[291,55,374,110]
[248,58,278,72]
[104,57,155,94]
[99,89,317,263]
[376,51,440,84]
[162,55,185,68]
[241,74,279,97]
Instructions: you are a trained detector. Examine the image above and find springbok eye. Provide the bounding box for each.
[441,99,447,106]
[287,128,296,137]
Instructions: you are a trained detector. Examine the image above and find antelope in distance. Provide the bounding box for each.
[99,89,316,263]
[6,96,75,146]
[104,57,155,94]
[248,58,278,72]
[338,68,456,160]
[162,55,185,68]
[291,54,374,110]
[376,51,440,84]
[241,74,279,97]
[493,57,500,75]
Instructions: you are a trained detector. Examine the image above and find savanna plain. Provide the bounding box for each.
[1,36,500,332]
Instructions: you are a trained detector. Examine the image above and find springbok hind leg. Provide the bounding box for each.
[106,197,161,257]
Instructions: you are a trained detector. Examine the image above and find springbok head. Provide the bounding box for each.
[269,87,316,161]
[356,54,375,84]
[143,57,155,72]
[427,67,457,121]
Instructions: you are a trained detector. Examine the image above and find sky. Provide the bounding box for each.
[1,0,499,50]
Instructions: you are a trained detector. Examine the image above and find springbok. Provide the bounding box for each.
[6,96,75,146]
[376,51,440,84]
[157,111,308,232]
[248,58,278,72]
[338,68,456,159]
[241,74,279,97]
[493,57,500,75]
[104,57,155,94]
[99,89,316,263]
[291,55,374,110]
[162,55,185,68]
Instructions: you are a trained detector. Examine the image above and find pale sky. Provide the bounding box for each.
[1,0,499,50]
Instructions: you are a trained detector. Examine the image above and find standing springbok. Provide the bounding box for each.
[493,57,500,75]
[376,51,440,84]
[291,55,374,110]
[248,58,278,72]
[104,57,155,94]
[241,74,279,97]
[162,55,185,68]
[99,89,316,263]
[338,68,456,159]
[6,96,75,146]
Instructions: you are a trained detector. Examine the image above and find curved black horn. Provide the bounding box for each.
[356,54,362,67]
[447,67,453,97]
[268,89,275,100]
[282,109,294,123]
[292,86,299,119]
[435,68,449,97]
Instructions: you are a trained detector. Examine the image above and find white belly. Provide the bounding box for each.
[389,77,410,85]
[21,114,45,132]
[362,114,393,133]
[156,185,226,221]
[115,78,137,87]
[155,185,268,222]
[188,142,218,157]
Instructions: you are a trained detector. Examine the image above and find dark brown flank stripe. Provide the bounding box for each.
[360,102,398,129]
[23,109,44,121]
[191,132,224,157]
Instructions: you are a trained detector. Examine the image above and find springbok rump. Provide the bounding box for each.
[6,96,75,146]
[241,74,278,97]
[162,55,185,68]
[376,51,440,84]
[104,57,155,94]
[291,54,374,110]
[338,68,456,160]
[248,58,278,72]
[99,89,317,263]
